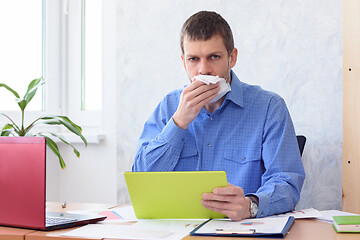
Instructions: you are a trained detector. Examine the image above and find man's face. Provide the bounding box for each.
[181,34,237,82]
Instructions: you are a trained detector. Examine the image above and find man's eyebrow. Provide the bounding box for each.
[185,51,224,58]
[208,51,223,56]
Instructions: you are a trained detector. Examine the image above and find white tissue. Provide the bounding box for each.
[192,75,231,102]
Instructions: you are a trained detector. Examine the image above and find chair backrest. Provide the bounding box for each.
[296,135,306,156]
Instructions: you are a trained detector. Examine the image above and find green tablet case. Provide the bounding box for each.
[124,171,228,219]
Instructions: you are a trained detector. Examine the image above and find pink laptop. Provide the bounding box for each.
[0,137,106,230]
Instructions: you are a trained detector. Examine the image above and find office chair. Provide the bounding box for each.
[296,135,306,156]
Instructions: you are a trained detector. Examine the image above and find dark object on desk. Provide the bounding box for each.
[0,137,106,230]
[333,215,360,233]
[296,135,306,156]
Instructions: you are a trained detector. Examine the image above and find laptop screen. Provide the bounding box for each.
[0,137,46,229]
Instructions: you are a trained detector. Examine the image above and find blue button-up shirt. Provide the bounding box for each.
[133,71,305,217]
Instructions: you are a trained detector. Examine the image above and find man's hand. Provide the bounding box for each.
[201,183,252,221]
[173,80,219,129]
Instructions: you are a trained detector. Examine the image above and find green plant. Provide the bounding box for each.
[0,77,87,169]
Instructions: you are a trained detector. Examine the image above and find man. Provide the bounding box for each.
[133,11,305,221]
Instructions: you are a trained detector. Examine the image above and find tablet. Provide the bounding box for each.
[124,171,228,219]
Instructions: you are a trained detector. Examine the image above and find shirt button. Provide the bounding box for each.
[242,157,246,161]
[210,117,214,120]
[207,143,212,147]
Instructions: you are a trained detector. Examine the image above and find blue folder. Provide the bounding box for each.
[190,216,295,238]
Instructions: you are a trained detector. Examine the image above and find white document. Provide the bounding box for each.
[110,205,138,221]
[194,217,290,234]
[317,210,359,222]
[62,224,172,240]
[273,208,322,219]
[62,219,204,240]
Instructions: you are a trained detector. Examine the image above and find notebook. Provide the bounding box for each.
[124,171,228,219]
[333,215,360,232]
[0,137,106,230]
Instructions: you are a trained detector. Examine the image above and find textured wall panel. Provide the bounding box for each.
[116,0,342,210]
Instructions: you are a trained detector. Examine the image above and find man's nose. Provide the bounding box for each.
[198,59,212,75]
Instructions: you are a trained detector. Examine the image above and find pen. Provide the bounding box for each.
[216,228,256,234]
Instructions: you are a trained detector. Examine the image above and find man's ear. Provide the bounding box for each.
[181,54,187,70]
[229,48,238,68]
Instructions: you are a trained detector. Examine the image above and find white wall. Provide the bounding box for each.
[47,0,342,210]
[116,0,343,210]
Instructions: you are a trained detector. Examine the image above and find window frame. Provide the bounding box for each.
[0,0,104,133]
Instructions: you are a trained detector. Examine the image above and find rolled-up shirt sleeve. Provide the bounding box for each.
[248,97,305,217]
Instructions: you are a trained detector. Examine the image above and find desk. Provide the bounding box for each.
[0,203,359,240]
[0,226,35,240]
[184,219,359,240]
[26,202,119,240]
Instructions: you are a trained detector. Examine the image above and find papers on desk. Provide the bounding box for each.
[67,205,138,222]
[62,219,205,240]
[273,208,322,219]
[62,204,205,239]
[61,206,358,239]
[99,205,138,221]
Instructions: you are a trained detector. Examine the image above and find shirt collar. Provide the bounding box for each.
[225,70,244,108]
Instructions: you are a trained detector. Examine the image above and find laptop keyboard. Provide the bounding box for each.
[46,216,79,226]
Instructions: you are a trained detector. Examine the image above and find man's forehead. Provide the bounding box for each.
[183,34,227,55]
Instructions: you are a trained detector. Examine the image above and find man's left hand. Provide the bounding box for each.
[201,183,251,221]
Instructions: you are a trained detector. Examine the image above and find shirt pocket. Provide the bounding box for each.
[179,140,198,158]
[176,139,198,171]
[223,146,261,164]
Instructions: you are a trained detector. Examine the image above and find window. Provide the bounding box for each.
[0,0,103,131]
[82,0,102,111]
[0,0,44,111]
[67,0,102,126]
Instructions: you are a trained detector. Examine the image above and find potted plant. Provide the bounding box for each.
[0,77,87,169]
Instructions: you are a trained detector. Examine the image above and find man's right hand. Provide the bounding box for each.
[172,80,220,130]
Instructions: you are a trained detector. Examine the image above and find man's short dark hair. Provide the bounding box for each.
[180,11,234,56]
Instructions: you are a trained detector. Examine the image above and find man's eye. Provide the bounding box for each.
[188,57,198,62]
[211,55,220,60]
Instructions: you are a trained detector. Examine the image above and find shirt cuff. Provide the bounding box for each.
[160,117,187,150]
[246,192,270,218]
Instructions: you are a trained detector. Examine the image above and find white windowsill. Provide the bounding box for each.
[53,132,105,144]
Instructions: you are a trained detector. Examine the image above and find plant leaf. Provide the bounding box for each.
[23,77,44,106]
[0,113,21,134]
[40,116,87,146]
[16,99,27,111]
[15,77,44,111]
[1,129,12,136]
[0,83,20,98]
[36,134,66,169]
[1,124,13,136]
[2,123,13,130]
[47,132,81,157]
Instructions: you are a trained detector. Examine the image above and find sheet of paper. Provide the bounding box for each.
[67,205,138,223]
[109,205,138,221]
[62,219,205,240]
[194,217,289,234]
[62,224,172,239]
[273,208,322,219]
[317,210,359,222]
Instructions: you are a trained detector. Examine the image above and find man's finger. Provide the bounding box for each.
[201,199,234,210]
[185,79,208,91]
[213,185,244,196]
[202,193,234,202]
[202,203,245,221]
